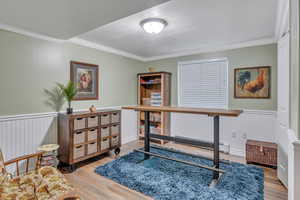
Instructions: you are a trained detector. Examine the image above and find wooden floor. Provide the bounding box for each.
[63,140,288,200]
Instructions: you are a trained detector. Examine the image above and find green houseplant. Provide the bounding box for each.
[58,81,78,114]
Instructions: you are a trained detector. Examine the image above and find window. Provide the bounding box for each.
[178,58,228,109]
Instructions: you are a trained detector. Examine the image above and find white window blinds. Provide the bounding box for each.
[178,59,228,109]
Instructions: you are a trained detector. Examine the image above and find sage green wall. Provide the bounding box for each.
[0,29,144,116]
[0,29,278,116]
[145,44,277,110]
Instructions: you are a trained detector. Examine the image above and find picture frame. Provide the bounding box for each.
[234,66,271,99]
[70,61,99,100]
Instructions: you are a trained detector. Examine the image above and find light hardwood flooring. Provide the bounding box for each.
[63,140,288,200]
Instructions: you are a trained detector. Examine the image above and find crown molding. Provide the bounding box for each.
[0,23,64,43]
[275,0,289,41]
[143,37,276,61]
[68,38,145,61]
[0,23,276,62]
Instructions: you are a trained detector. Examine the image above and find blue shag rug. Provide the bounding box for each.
[95,147,264,200]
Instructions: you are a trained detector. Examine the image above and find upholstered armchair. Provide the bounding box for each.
[0,149,80,200]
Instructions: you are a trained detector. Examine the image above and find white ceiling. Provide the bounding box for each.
[77,0,278,59]
[0,0,281,61]
[0,0,169,39]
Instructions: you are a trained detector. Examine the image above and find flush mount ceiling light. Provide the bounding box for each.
[140,18,168,34]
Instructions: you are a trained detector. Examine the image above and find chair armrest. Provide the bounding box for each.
[4,151,44,166]
[4,151,45,176]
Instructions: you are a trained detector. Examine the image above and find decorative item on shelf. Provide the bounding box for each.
[89,105,97,113]
[37,144,60,168]
[234,66,271,98]
[58,81,78,114]
[142,98,151,106]
[148,67,156,72]
[70,61,99,100]
[150,92,162,106]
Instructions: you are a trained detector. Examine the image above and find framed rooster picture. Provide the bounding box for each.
[70,61,99,100]
[234,66,270,98]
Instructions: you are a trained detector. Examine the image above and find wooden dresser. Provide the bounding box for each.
[246,140,277,167]
[58,109,121,170]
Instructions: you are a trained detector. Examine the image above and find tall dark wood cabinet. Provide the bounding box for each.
[58,109,121,170]
[137,71,171,144]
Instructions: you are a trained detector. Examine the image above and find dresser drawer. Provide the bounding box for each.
[101,114,110,125]
[111,112,120,123]
[73,145,85,160]
[101,126,110,137]
[111,124,120,135]
[87,142,98,155]
[87,129,98,141]
[100,138,110,150]
[74,131,85,144]
[111,135,120,147]
[74,117,86,130]
[88,115,98,127]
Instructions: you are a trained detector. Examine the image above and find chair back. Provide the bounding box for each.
[0,149,6,174]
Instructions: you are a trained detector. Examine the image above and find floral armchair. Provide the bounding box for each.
[0,149,80,200]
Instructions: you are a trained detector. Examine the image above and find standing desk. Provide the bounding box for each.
[122,106,242,185]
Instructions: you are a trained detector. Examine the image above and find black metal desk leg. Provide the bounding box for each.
[213,115,220,180]
[144,111,150,160]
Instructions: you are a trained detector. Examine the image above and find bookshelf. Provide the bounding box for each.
[137,71,171,144]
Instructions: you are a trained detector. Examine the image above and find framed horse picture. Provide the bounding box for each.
[70,61,99,100]
[234,66,271,98]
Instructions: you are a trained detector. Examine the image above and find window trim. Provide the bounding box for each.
[177,58,229,109]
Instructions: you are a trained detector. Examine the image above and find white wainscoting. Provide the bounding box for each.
[0,108,137,168]
[171,110,276,157]
[121,109,138,145]
[0,112,57,172]
[0,108,276,169]
[287,129,300,200]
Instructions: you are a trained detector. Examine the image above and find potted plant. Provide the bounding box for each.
[58,81,77,114]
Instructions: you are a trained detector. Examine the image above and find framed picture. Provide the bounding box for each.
[234,66,270,98]
[70,61,99,100]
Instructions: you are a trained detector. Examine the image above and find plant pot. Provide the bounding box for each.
[67,107,73,114]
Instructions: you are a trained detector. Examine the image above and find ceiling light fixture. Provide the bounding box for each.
[140,18,168,34]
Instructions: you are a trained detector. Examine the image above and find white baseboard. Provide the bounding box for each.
[230,147,245,157]
[122,135,138,145]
